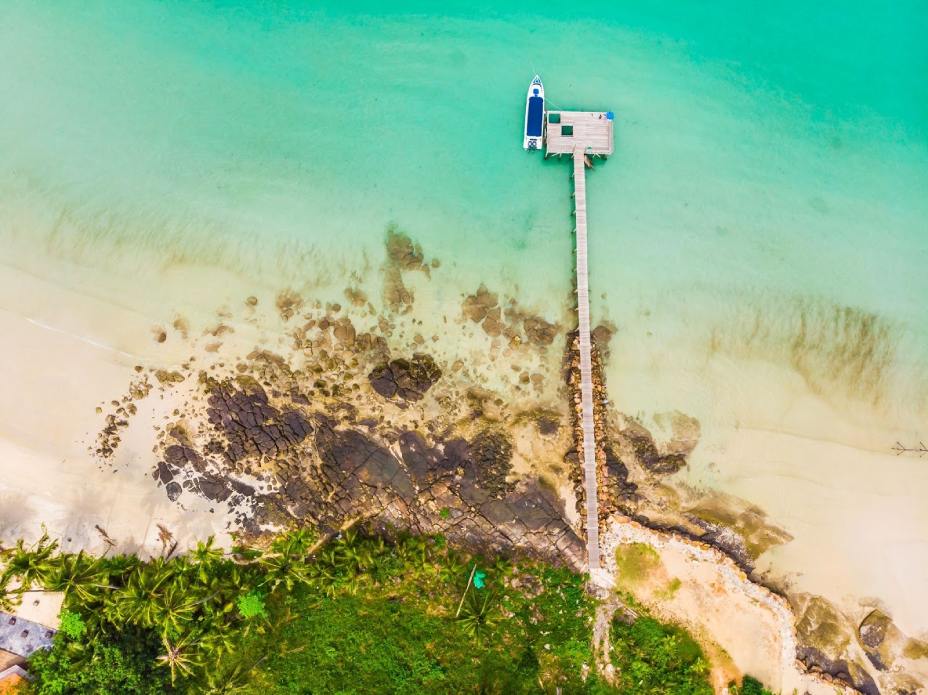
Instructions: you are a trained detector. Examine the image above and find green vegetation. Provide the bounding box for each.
[614,542,661,584]
[2,531,608,693]
[656,577,683,600]
[248,534,607,693]
[610,613,713,695]
[730,674,777,695]
[1,529,781,694]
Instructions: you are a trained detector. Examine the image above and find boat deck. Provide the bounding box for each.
[545,111,614,156]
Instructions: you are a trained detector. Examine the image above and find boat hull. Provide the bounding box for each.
[523,76,544,150]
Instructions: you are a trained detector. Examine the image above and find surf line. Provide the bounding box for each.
[25,317,139,360]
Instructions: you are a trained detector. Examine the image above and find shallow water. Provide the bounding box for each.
[2,0,927,630]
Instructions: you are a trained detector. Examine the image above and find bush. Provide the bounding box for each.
[735,674,777,695]
[28,626,170,695]
[610,615,713,695]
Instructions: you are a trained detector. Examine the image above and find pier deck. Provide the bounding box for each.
[544,107,614,571]
[545,111,614,157]
[572,150,601,570]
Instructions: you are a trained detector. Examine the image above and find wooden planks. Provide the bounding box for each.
[546,111,614,156]
[572,150,601,570]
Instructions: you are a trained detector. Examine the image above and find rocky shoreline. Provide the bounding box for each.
[88,229,926,694]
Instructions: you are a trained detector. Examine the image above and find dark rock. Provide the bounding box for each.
[154,461,177,485]
[368,353,442,402]
[198,475,232,502]
[204,380,311,463]
[465,429,514,496]
[796,646,880,695]
[523,316,558,347]
[605,445,638,499]
[859,609,893,672]
[859,609,892,649]
[624,423,687,475]
[163,445,204,472]
[480,500,515,525]
[229,479,256,497]
[165,482,182,501]
[399,432,440,484]
[536,416,559,436]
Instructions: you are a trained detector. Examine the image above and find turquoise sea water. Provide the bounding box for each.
[1,1,927,426]
[3,0,928,633]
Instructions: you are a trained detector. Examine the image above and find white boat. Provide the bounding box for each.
[523,75,544,150]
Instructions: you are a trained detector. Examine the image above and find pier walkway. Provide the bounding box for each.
[545,110,613,571]
[572,151,600,570]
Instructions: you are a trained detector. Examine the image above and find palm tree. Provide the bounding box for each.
[112,562,174,627]
[258,533,313,591]
[190,536,225,568]
[157,631,202,685]
[0,532,58,589]
[457,591,499,639]
[46,552,111,602]
[152,579,197,635]
[0,574,15,612]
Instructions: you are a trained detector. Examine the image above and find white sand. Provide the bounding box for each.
[0,263,240,556]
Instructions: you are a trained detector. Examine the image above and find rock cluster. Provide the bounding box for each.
[383,226,431,313]
[461,284,560,348]
[204,378,312,464]
[151,376,583,565]
[621,421,687,475]
[368,353,442,402]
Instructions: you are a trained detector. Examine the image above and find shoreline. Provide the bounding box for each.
[1,235,926,691]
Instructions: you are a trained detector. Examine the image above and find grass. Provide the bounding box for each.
[246,538,611,694]
[614,543,661,585]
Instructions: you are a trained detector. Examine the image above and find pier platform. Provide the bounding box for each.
[545,111,614,157]
[543,108,614,570]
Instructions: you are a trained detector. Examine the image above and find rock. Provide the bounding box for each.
[622,420,687,475]
[591,322,615,356]
[523,316,558,347]
[163,445,204,472]
[165,482,182,501]
[155,369,186,385]
[332,318,356,346]
[858,609,899,671]
[275,289,304,321]
[859,609,892,650]
[204,379,311,463]
[796,646,879,695]
[605,445,637,499]
[344,287,367,306]
[153,461,177,485]
[466,429,514,496]
[368,353,442,402]
[385,226,427,272]
[462,284,499,324]
[481,308,504,337]
[198,474,232,502]
[536,416,559,436]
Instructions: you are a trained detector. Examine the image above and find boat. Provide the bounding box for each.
[523,75,544,150]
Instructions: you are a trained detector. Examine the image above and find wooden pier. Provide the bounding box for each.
[546,109,614,571]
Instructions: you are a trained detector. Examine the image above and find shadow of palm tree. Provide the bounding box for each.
[0,492,37,546]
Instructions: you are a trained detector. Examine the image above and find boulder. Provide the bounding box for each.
[368,353,441,402]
